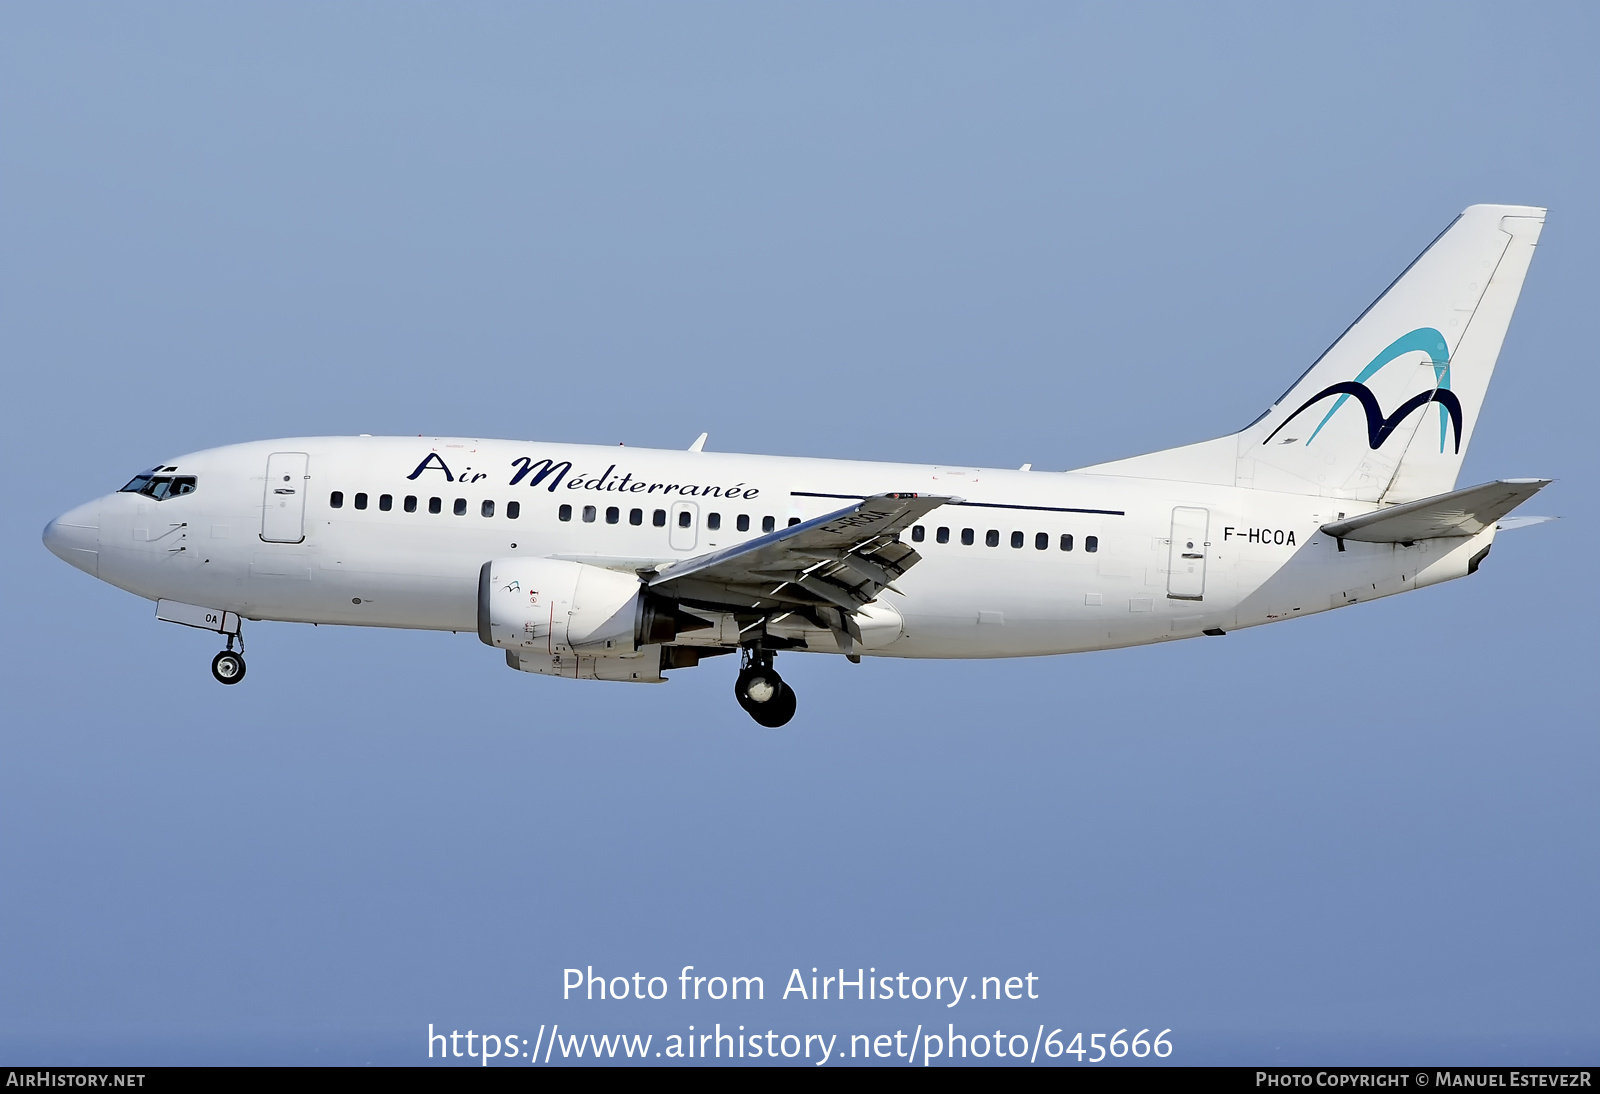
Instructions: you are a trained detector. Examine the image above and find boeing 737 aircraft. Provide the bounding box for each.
[44,205,1554,726]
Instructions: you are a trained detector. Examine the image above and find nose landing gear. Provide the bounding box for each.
[210,633,246,685]
[734,648,796,727]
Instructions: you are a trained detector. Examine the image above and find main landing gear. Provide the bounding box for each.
[210,633,246,685]
[734,648,796,728]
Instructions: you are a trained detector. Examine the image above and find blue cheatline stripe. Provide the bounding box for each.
[1304,327,1451,451]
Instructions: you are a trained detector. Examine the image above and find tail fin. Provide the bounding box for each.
[1078,205,1545,502]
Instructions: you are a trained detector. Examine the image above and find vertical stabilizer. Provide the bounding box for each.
[1244,204,1544,501]
[1076,206,1545,502]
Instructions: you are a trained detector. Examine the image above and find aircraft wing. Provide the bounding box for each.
[647,493,956,627]
[1321,478,1552,544]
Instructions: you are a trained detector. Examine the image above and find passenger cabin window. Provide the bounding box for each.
[404,495,417,513]
[582,505,596,523]
[481,500,495,518]
[559,504,573,521]
[961,528,974,545]
[1010,530,1023,548]
[707,513,721,531]
[507,501,520,519]
[379,494,393,511]
[453,498,467,516]
[1060,533,1073,551]
[1085,535,1099,553]
[629,508,643,526]
[606,506,619,524]
[354,493,368,510]
[788,517,801,527]
[911,525,925,542]
[1035,532,1048,550]
[119,474,197,501]
[737,515,750,532]
[762,516,775,533]
[937,527,950,544]
[653,509,667,527]
[678,511,692,528]
[330,491,344,508]
[985,530,999,547]
[429,497,442,514]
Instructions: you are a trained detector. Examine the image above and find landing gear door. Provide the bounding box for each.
[261,452,309,543]
[1167,506,1209,601]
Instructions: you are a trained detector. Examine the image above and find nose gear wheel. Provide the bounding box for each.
[211,650,246,685]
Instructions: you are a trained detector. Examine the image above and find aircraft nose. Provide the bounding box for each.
[43,500,101,577]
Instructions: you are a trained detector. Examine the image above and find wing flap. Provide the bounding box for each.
[648,492,956,614]
[1321,478,1551,543]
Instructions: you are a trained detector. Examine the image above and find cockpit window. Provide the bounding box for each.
[119,473,197,500]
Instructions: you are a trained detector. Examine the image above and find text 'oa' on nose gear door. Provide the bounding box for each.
[1167,506,1209,601]
[668,501,699,551]
[261,452,309,543]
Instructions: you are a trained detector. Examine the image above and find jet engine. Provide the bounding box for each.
[476,558,701,656]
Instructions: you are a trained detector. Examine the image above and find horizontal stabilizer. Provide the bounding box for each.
[1321,478,1550,543]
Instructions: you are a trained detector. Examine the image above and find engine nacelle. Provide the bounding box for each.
[505,649,665,683]
[477,558,685,656]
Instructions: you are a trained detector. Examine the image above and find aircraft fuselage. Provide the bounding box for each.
[46,435,1489,660]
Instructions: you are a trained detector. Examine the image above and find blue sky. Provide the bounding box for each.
[2,2,1595,1065]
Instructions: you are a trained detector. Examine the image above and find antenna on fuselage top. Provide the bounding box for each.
[688,433,708,452]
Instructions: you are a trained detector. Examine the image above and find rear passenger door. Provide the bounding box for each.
[1166,506,1209,601]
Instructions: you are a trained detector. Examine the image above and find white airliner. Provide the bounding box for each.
[44,205,1554,726]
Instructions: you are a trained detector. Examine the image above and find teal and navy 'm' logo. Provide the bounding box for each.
[1264,328,1461,453]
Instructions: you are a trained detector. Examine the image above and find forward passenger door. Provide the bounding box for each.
[261,452,309,543]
